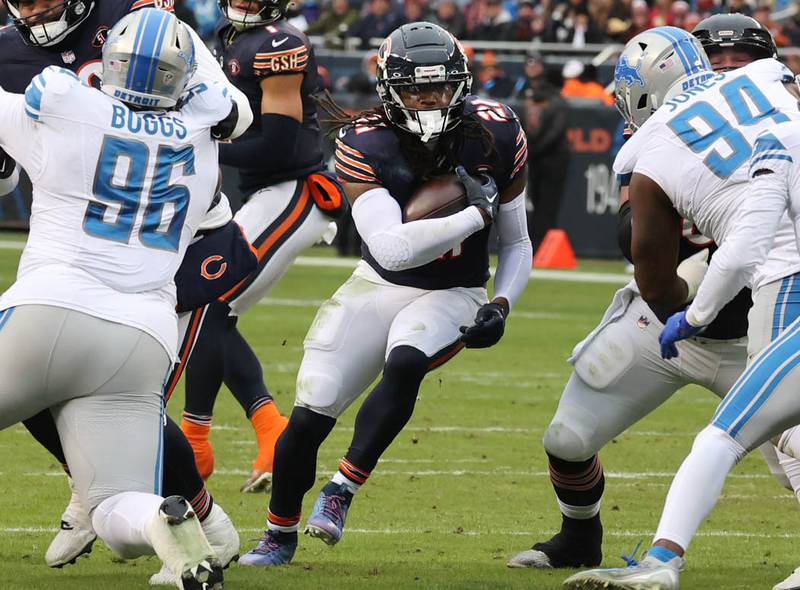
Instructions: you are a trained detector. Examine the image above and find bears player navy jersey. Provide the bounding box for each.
[218,19,325,193]
[0,0,174,93]
[335,95,528,290]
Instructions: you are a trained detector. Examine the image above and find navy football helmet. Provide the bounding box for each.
[376,22,472,143]
[692,13,777,62]
[3,0,95,47]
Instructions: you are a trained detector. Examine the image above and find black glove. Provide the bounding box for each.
[455,165,499,221]
[459,302,507,348]
[0,146,15,180]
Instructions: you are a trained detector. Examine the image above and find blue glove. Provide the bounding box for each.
[659,310,703,359]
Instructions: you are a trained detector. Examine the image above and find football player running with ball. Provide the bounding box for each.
[238,21,533,566]
[179,0,348,493]
[0,10,241,588]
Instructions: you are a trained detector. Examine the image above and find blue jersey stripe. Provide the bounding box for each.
[713,320,800,434]
[24,75,45,116]
[773,275,791,340]
[0,307,14,332]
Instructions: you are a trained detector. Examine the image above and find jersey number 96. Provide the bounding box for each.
[83,136,194,251]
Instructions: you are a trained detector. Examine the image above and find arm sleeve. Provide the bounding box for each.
[493,193,532,309]
[351,187,486,272]
[185,24,253,139]
[686,134,794,326]
[0,166,20,197]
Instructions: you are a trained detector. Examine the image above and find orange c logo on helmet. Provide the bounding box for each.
[201,255,227,280]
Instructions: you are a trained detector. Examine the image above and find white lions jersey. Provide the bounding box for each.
[0,66,232,359]
[614,58,800,291]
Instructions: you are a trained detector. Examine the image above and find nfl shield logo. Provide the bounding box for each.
[61,50,76,64]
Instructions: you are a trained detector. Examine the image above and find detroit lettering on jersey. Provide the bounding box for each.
[0,0,174,93]
[218,18,324,193]
[335,95,527,291]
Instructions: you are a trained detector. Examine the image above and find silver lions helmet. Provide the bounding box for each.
[615,26,712,130]
[101,8,196,110]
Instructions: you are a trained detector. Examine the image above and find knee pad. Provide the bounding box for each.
[543,419,595,463]
[384,346,428,383]
[776,425,800,460]
[295,359,344,415]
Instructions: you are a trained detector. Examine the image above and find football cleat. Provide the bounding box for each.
[774,566,800,590]
[145,496,223,590]
[149,502,239,586]
[507,529,602,569]
[304,482,353,546]
[563,552,684,590]
[240,470,272,494]
[45,477,97,568]
[239,530,297,567]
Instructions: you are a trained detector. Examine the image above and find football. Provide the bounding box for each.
[403,174,467,222]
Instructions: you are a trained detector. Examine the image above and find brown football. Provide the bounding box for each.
[403,174,467,222]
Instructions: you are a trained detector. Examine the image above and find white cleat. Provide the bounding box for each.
[145,496,223,590]
[774,566,800,590]
[45,477,97,568]
[563,554,684,590]
[149,502,240,587]
[240,470,272,494]
[506,549,552,568]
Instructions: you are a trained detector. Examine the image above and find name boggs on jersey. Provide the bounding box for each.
[220,22,309,81]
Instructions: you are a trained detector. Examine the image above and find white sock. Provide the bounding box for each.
[92,492,163,559]
[654,425,746,551]
[332,471,361,494]
[777,448,800,503]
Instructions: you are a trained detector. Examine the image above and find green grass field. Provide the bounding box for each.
[0,234,798,589]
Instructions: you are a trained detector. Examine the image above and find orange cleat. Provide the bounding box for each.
[181,416,215,481]
[240,402,288,493]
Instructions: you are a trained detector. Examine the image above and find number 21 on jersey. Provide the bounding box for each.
[667,75,789,179]
[83,135,194,251]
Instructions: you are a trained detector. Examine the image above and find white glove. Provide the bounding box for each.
[677,248,709,302]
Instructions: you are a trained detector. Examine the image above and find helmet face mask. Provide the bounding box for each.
[219,0,290,30]
[101,8,197,110]
[4,0,95,47]
[376,22,472,143]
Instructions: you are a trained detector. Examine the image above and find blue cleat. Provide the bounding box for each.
[238,530,297,567]
[304,482,353,545]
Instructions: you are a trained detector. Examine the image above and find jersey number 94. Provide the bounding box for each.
[667,75,789,179]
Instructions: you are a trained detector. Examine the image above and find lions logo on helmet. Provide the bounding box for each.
[615,55,645,88]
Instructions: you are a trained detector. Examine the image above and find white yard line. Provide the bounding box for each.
[1,526,797,539]
[0,241,630,285]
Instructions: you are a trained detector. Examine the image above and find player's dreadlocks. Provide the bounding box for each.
[314,90,504,181]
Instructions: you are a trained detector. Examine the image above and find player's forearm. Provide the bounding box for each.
[686,174,787,327]
[493,193,532,310]
[352,187,485,272]
[218,113,300,170]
